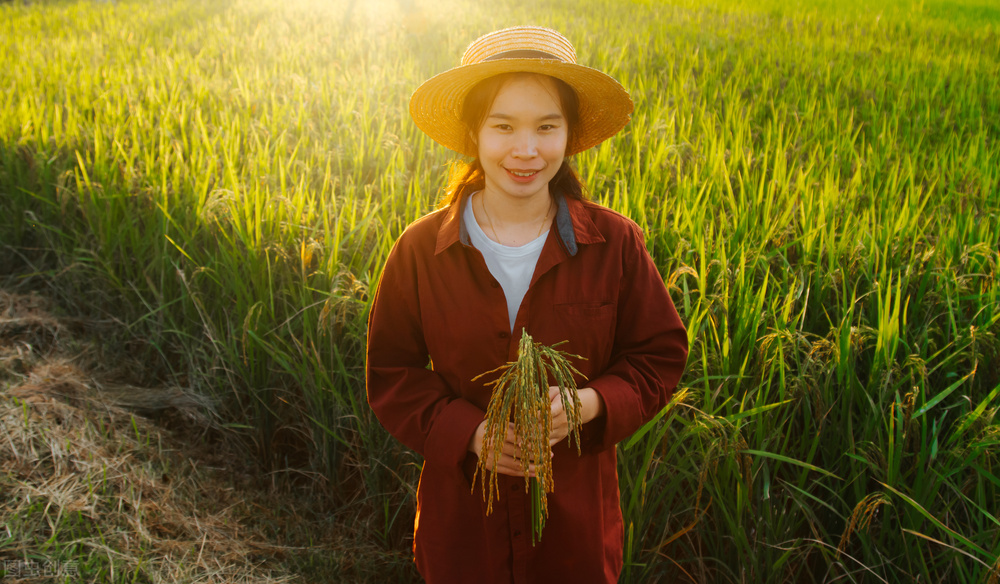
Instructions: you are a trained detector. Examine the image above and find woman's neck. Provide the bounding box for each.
[474,189,554,247]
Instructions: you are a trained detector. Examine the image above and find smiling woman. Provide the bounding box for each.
[365,26,688,584]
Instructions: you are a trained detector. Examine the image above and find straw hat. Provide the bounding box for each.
[409,26,634,157]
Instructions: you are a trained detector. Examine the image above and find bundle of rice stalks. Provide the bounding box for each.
[472,329,585,545]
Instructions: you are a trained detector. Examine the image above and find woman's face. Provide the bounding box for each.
[476,75,568,204]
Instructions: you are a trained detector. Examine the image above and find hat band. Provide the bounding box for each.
[483,49,563,62]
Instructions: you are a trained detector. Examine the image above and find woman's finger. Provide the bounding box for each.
[548,387,569,445]
[491,451,538,477]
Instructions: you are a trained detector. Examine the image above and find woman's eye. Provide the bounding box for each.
[539,124,558,132]
[495,124,512,131]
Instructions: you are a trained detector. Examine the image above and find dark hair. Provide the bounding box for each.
[439,73,587,208]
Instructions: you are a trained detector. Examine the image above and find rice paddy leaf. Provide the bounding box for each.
[880,481,993,558]
[742,449,842,480]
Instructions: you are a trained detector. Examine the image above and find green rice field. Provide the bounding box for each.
[1,0,998,581]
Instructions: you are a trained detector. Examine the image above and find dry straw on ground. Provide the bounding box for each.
[0,290,298,583]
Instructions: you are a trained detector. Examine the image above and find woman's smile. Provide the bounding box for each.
[504,167,544,182]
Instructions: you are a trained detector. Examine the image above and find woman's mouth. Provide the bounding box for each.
[504,168,542,182]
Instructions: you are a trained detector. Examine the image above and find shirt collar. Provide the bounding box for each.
[434,192,605,256]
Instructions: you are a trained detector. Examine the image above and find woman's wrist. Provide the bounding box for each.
[579,388,606,424]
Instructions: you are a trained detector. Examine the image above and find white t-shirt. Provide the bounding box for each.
[463,196,548,332]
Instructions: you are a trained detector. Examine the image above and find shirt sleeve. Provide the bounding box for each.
[585,222,688,451]
[365,232,485,469]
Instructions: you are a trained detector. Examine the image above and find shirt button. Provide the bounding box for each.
[498,331,508,339]
[513,530,521,537]
[491,281,500,288]
[510,484,518,492]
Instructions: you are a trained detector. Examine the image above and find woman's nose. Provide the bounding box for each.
[511,132,538,157]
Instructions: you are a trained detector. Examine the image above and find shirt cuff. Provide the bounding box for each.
[587,374,642,452]
[423,398,486,468]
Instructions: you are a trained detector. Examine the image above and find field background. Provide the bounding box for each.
[2,0,999,582]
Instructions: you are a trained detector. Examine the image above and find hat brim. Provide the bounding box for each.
[409,59,634,157]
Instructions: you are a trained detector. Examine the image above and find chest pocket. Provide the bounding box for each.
[550,301,616,380]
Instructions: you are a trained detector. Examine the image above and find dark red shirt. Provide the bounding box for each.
[366,194,688,583]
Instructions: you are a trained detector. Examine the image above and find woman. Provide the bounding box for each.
[366,26,687,583]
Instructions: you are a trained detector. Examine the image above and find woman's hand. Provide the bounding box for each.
[470,387,607,470]
[548,386,605,447]
[469,420,536,477]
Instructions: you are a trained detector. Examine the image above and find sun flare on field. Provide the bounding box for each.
[336,0,431,34]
